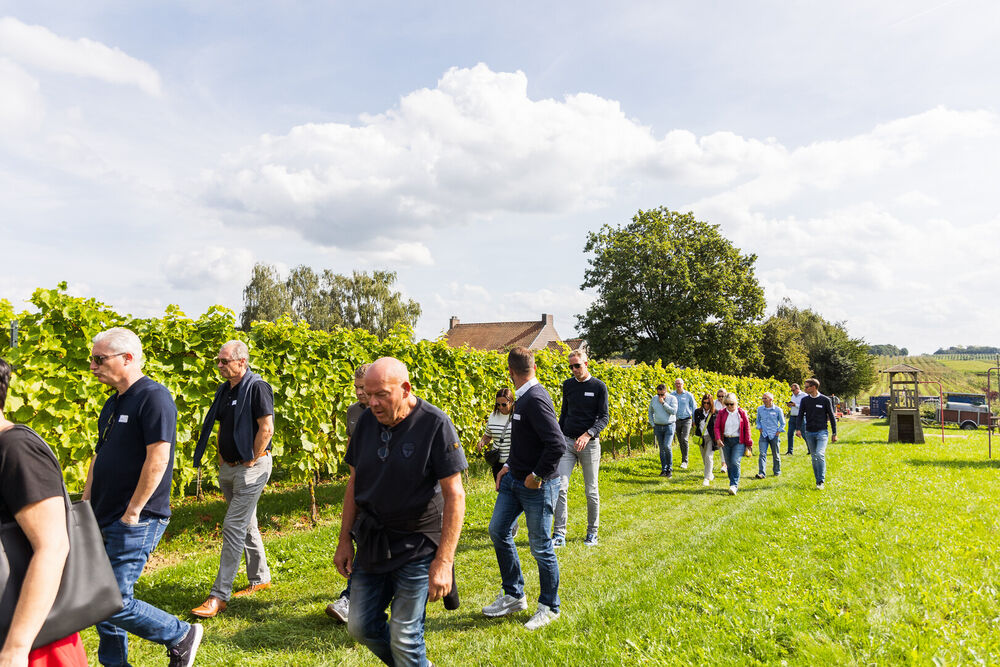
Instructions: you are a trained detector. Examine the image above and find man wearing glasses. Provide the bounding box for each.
[83,327,202,667]
[190,340,275,619]
[553,350,608,547]
[335,357,467,665]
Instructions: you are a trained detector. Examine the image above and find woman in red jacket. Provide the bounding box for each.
[713,392,753,495]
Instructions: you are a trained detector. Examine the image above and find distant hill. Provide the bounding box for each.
[863,355,998,401]
[933,346,1000,356]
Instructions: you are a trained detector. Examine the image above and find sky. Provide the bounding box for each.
[2,1,999,355]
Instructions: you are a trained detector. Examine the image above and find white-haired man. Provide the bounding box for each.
[754,392,785,479]
[191,340,275,618]
[83,327,202,667]
[553,349,608,547]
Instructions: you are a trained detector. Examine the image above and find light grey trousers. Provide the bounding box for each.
[553,435,600,538]
[210,454,272,601]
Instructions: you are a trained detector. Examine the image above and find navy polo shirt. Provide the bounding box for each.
[91,376,177,528]
[345,398,467,572]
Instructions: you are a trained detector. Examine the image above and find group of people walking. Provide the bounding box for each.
[651,379,838,495]
[1,328,838,667]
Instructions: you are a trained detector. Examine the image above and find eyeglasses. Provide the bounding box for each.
[569,363,583,370]
[215,357,241,366]
[90,352,127,366]
[377,429,393,461]
[724,402,735,406]
[495,401,511,408]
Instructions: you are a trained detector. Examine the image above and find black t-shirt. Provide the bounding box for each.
[345,398,467,572]
[91,376,177,528]
[0,425,65,524]
[216,376,274,463]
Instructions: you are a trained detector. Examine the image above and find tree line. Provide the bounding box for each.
[575,207,878,397]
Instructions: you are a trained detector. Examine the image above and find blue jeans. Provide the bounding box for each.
[97,518,189,667]
[803,430,829,484]
[722,437,745,487]
[347,553,434,667]
[488,473,560,612]
[758,434,781,476]
[787,415,799,453]
[653,423,676,473]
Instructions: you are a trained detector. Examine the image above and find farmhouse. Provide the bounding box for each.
[444,313,586,353]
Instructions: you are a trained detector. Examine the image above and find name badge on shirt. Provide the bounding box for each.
[118,414,129,423]
[231,400,238,406]
[513,413,521,420]
[584,392,595,397]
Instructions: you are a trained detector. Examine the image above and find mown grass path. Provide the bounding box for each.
[81,419,1000,665]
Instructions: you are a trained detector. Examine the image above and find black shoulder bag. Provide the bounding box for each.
[483,417,511,467]
[0,428,123,649]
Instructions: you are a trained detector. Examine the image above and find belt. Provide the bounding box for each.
[224,451,270,467]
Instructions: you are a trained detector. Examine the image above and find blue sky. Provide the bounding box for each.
[2,1,999,354]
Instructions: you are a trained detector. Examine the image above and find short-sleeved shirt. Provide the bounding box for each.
[216,376,274,463]
[0,425,65,524]
[345,397,467,572]
[91,376,177,528]
[346,402,366,439]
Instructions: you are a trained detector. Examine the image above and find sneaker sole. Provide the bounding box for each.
[483,602,527,617]
[325,605,348,624]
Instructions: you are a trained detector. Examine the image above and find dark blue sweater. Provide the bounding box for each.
[799,393,837,435]
[507,383,566,480]
[559,376,610,439]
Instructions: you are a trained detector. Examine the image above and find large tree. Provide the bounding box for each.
[577,207,765,373]
[759,299,877,397]
[240,264,421,338]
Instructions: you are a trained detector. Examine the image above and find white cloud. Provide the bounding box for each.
[0,16,162,96]
[163,247,255,290]
[355,241,435,267]
[201,63,781,247]
[894,190,940,208]
[0,58,43,135]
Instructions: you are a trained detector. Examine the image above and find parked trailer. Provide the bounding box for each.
[939,407,993,430]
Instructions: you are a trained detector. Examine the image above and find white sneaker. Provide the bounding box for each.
[708,474,715,481]
[325,596,349,623]
[524,603,559,630]
[680,461,688,469]
[702,478,710,486]
[482,593,528,617]
[728,485,737,495]
[816,482,825,490]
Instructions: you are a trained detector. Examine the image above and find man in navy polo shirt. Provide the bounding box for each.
[335,357,467,666]
[82,327,202,667]
[191,340,275,619]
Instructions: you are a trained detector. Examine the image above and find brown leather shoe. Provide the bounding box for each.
[232,582,272,598]
[191,596,227,618]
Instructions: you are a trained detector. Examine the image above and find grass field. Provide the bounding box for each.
[78,419,1000,665]
[866,355,1000,401]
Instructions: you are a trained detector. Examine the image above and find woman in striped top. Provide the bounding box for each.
[477,387,515,480]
